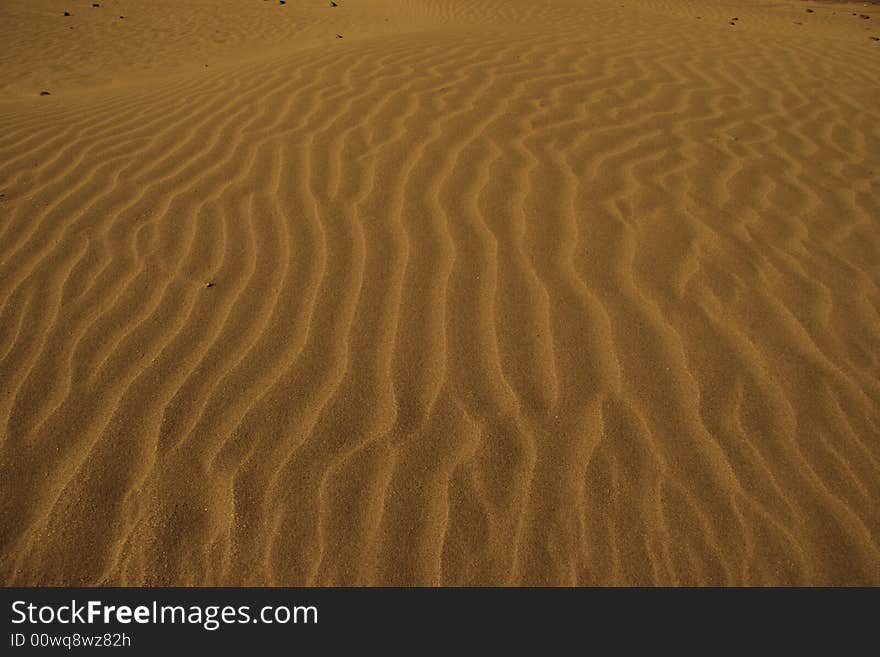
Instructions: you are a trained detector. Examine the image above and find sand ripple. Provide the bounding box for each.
[1,0,879,585]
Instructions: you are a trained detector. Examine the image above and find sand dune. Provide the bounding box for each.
[1,0,879,585]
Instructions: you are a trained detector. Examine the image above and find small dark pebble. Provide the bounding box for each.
[119,16,125,19]
[793,21,803,25]
[92,3,100,7]
[729,21,736,26]
[63,11,70,16]
[871,36,880,41]
[40,91,51,96]
[330,1,338,5]
[336,34,343,38]
[806,9,813,13]
[860,15,871,20]
[206,283,215,288]
[279,0,286,4]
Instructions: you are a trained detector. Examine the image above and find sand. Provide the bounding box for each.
[0,0,878,586]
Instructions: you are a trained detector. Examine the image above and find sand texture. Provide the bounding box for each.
[1,0,879,586]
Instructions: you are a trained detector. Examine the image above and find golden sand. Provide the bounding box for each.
[0,0,878,585]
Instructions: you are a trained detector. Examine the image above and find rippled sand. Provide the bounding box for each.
[1,0,878,585]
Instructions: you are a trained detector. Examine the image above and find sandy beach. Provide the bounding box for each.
[0,0,878,585]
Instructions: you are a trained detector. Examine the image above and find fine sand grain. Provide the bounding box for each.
[1,0,879,585]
